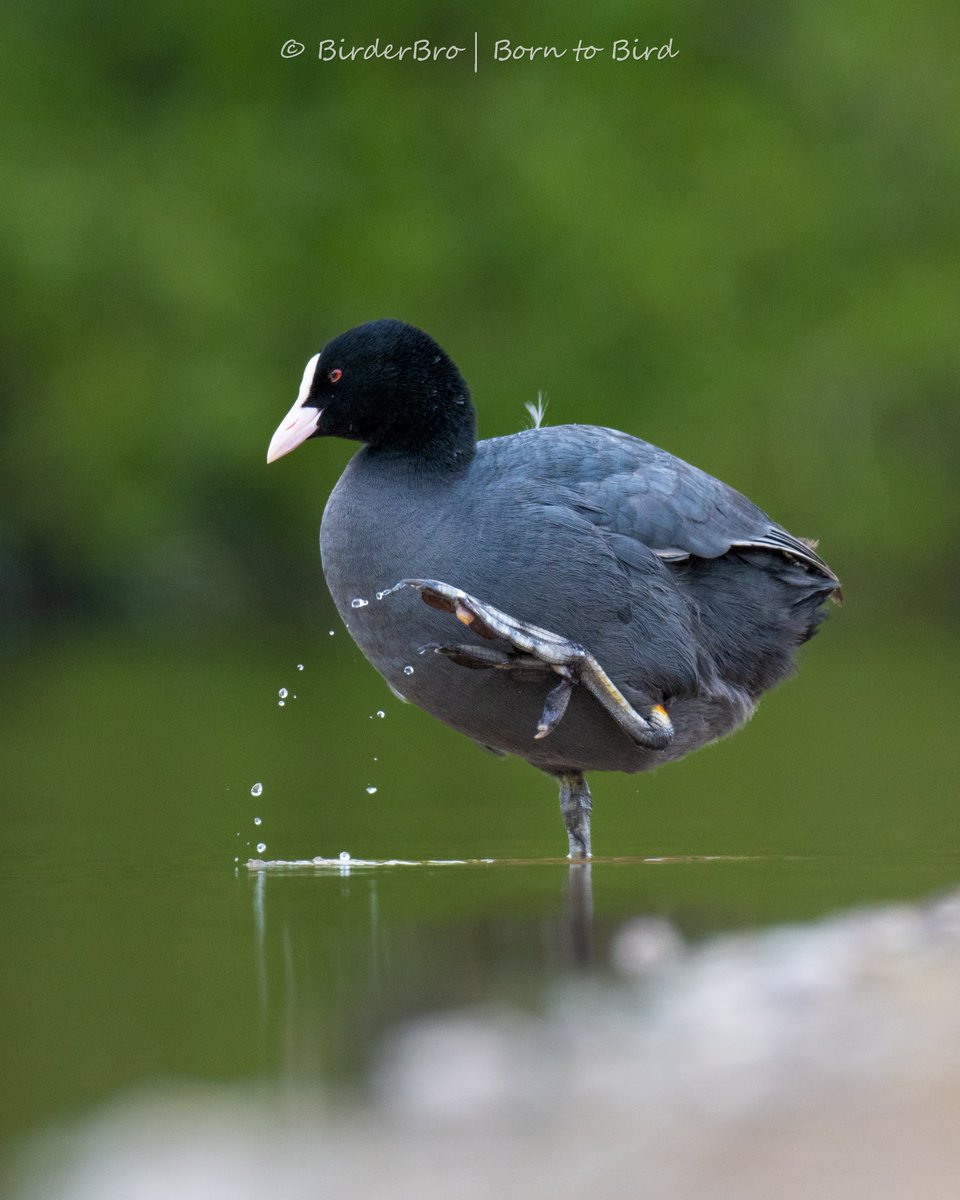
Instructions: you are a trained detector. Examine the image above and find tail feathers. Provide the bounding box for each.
[796,537,843,604]
[793,587,836,644]
[729,547,839,646]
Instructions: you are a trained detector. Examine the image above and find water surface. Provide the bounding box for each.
[2,624,958,1192]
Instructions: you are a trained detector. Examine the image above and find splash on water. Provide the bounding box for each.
[247,854,500,870]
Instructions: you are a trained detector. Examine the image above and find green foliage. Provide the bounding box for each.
[1,0,957,627]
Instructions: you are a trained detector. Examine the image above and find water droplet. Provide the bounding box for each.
[403,665,414,676]
[296,663,305,671]
[256,842,266,854]
[250,782,263,797]
[350,598,369,609]
[328,630,335,636]
[278,687,288,699]
[254,816,262,826]
[373,756,379,762]
[376,709,385,719]
[278,700,285,707]
[365,786,377,795]
[375,590,386,601]
[339,850,351,862]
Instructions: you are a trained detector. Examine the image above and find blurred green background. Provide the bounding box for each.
[2,0,958,633]
[2,0,960,1177]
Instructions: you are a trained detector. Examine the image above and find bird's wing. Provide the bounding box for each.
[526,425,841,590]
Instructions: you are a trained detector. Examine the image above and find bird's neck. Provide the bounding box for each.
[372,391,478,474]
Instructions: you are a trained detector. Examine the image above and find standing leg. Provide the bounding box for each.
[558,771,592,859]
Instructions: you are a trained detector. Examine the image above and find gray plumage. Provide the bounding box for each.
[268,319,841,852]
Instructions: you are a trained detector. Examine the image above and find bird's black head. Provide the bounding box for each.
[267,320,477,469]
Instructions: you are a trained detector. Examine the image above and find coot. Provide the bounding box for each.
[268,320,841,856]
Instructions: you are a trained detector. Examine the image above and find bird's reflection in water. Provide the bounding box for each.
[248,855,605,1077]
[562,861,594,968]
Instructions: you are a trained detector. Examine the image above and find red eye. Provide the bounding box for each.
[329,368,342,384]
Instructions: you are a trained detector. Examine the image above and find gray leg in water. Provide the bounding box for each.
[558,771,592,858]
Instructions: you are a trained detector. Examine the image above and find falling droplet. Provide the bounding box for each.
[254,816,262,826]
[250,782,263,797]
[278,687,288,699]
[339,850,351,862]
[296,663,305,671]
[278,700,285,707]
[350,598,369,609]
[403,665,414,676]
[373,756,379,763]
[328,630,335,636]
[256,842,266,854]
[376,709,385,719]
[366,786,377,795]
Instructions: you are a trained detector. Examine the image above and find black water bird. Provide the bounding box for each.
[268,320,841,856]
